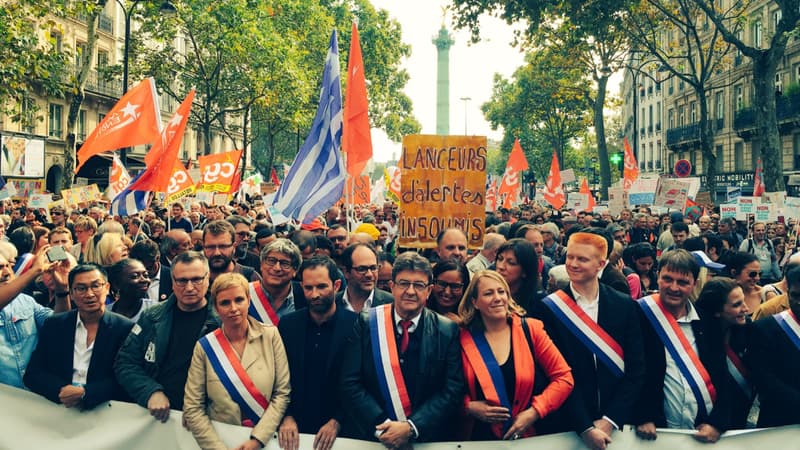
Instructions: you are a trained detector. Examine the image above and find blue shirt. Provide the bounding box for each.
[0,294,52,388]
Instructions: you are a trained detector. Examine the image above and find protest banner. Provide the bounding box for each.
[755,204,775,222]
[398,135,486,249]
[344,175,371,205]
[720,204,738,220]
[165,162,197,205]
[28,193,52,209]
[560,168,576,184]
[737,196,759,214]
[607,187,628,217]
[567,192,589,212]
[627,177,657,206]
[654,178,689,210]
[9,179,43,199]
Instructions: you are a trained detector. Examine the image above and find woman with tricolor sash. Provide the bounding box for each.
[457,270,574,440]
[184,273,290,450]
[695,277,755,429]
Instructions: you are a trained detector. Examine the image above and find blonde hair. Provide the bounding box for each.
[210,272,250,305]
[457,270,526,328]
[85,232,126,266]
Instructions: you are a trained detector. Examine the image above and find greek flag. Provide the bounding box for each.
[272,30,344,224]
[111,172,150,216]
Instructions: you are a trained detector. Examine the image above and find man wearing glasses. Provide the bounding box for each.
[201,220,262,285]
[227,215,261,271]
[24,264,133,409]
[336,243,393,314]
[250,238,308,324]
[340,252,464,445]
[115,252,220,422]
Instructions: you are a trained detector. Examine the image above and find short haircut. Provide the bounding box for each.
[107,258,144,291]
[392,251,433,283]
[299,255,339,282]
[719,217,736,227]
[436,228,467,246]
[315,235,333,253]
[260,238,302,269]
[377,251,395,265]
[341,243,377,270]
[160,234,179,256]
[256,228,276,241]
[210,272,249,305]
[577,227,613,258]
[567,232,608,259]
[203,219,235,244]
[48,226,72,241]
[514,224,540,239]
[683,236,706,252]
[68,263,108,287]
[659,249,700,280]
[670,222,690,234]
[705,234,723,255]
[290,230,317,254]
[130,239,160,264]
[171,202,184,210]
[9,226,34,254]
[171,251,209,273]
[227,215,251,228]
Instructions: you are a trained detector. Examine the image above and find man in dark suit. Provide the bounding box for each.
[336,243,393,313]
[635,250,729,443]
[130,239,173,302]
[24,264,134,409]
[747,264,800,427]
[340,252,464,446]
[530,232,645,450]
[277,256,358,450]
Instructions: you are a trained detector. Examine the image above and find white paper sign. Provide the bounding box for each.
[560,169,576,184]
[28,193,52,209]
[654,178,690,210]
[720,204,738,220]
[567,192,589,212]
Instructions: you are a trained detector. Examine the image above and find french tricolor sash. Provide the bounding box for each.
[725,345,752,398]
[541,290,625,377]
[198,328,269,426]
[369,304,412,421]
[460,315,536,439]
[248,282,280,325]
[773,310,800,352]
[637,295,716,416]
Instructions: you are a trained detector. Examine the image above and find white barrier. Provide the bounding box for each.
[0,384,796,450]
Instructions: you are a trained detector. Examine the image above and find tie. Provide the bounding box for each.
[399,319,413,354]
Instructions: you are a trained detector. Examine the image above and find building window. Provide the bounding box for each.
[776,73,783,95]
[75,41,87,68]
[734,142,744,171]
[774,10,782,32]
[51,31,63,53]
[20,97,36,133]
[649,104,653,128]
[668,109,675,128]
[679,106,685,126]
[99,112,106,124]
[49,103,63,138]
[735,84,744,110]
[78,110,86,141]
[656,102,662,130]
[794,134,800,170]
[716,92,724,120]
[752,20,762,47]
[690,101,697,123]
[715,145,724,172]
[97,50,109,68]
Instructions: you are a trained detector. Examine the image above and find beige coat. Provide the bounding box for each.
[184,317,291,450]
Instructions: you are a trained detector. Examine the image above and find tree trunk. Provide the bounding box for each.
[595,74,611,200]
[697,88,717,204]
[751,51,784,192]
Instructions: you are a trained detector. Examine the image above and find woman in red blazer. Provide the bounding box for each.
[457,270,574,440]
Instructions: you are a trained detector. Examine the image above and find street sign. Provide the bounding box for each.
[674,159,692,178]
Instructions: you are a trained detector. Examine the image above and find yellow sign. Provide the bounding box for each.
[398,135,487,249]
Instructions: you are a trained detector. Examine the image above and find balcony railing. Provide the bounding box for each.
[666,122,702,147]
[734,92,800,130]
[67,64,122,98]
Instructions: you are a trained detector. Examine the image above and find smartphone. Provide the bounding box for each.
[46,246,68,263]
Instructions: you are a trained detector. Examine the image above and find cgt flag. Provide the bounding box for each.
[342,22,373,179]
[497,138,529,207]
[76,77,162,172]
[272,30,345,224]
[623,136,639,190]
[543,151,565,209]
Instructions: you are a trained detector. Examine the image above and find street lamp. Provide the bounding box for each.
[459,96,471,135]
[116,0,177,168]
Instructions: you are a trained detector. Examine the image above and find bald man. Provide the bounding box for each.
[436,228,468,263]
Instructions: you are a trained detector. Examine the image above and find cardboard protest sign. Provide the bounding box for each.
[560,169,576,184]
[628,177,658,206]
[28,194,52,209]
[398,135,486,249]
[654,178,689,210]
[607,187,628,217]
[567,192,590,212]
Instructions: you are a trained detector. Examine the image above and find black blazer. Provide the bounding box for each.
[278,307,358,432]
[529,284,645,434]
[635,304,730,431]
[23,310,134,409]
[157,266,173,302]
[746,314,800,427]
[339,307,465,442]
[334,288,393,312]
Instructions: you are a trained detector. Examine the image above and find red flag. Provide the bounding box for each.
[76,78,162,172]
[580,178,596,212]
[196,150,244,194]
[508,138,529,172]
[486,179,497,211]
[270,167,280,186]
[753,158,765,197]
[543,151,565,209]
[129,89,196,193]
[623,136,639,190]
[498,139,529,206]
[342,22,373,178]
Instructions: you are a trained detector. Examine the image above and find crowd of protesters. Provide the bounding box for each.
[1,195,799,450]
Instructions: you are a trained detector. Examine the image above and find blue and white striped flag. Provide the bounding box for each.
[111,172,150,217]
[272,30,344,224]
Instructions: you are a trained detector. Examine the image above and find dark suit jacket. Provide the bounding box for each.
[529,284,645,434]
[157,266,173,302]
[339,307,465,442]
[635,304,730,431]
[746,314,800,427]
[23,310,134,409]
[278,307,358,432]
[334,288,393,312]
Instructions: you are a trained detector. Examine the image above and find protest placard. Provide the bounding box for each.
[28,194,52,209]
[567,192,589,212]
[654,178,689,210]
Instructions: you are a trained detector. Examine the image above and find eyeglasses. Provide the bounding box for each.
[51,211,63,216]
[747,271,760,278]
[394,280,429,291]
[434,280,464,292]
[203,244,233,252]
[352,265,378,274]
[263,256,293,270]
[174,273,208,287]
[72,281,107,295]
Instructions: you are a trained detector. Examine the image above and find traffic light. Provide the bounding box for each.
[610,152,623,171]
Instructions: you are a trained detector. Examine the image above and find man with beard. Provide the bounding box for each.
[336,244,393,313]
[202,220,261,285]
[326,225,349,268]
[277,256,358,450]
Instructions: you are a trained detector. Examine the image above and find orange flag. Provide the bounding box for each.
[196,150,244,193]
[543,151,565,209]
[486,179,497,211]
[580,178,596,212]
[164,161,196,205]
[623,136,639,190]
[130,89,196,193]
[497,138,529,206]
[342,22,372,178]
[508,138,529,172]
[76,77,162,172]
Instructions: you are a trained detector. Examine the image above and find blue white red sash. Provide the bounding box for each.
[541,290,625,377]
[369,304,411,421]
[199,328,269,426]
[773,309,800,352]
[725,345,752,398]
[248,282,279,325]
[637,295,716,416]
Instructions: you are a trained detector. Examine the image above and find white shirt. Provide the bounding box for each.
[664,302,702,429]
[72,314,95,386]
[393,309,421,335]
[147,270,161,302]
[342,288,375,313]
[571,282,600,322]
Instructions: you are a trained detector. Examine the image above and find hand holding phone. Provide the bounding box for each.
[46,246,68,263]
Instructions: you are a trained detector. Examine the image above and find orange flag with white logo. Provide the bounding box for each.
[580,178,596,212]
[623,136,639,190]
[164,161,196,204]
[498,138,529,206]
[196,150,243,193]
[107,155,131,200]
[342,22,372,179]
[76,77,162,172]
[543,151,565,209]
